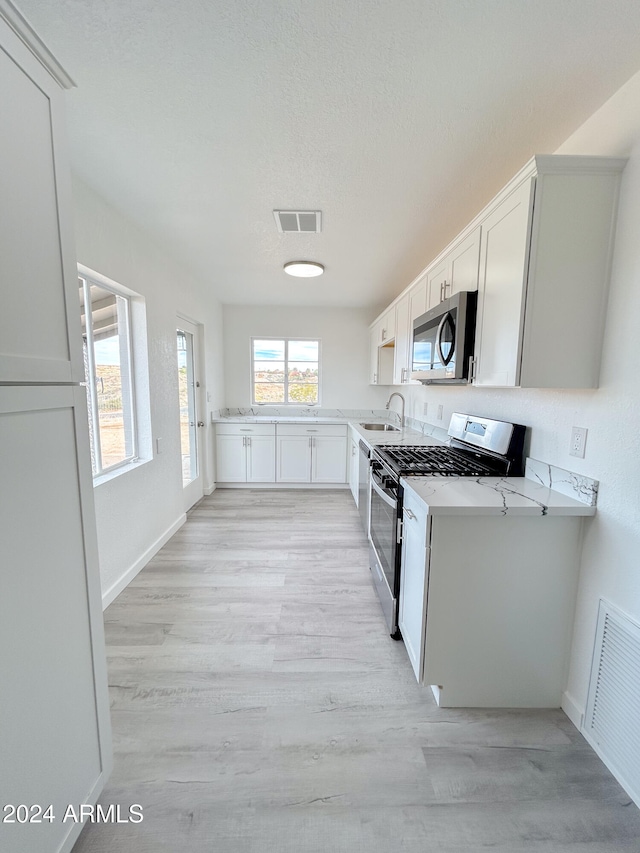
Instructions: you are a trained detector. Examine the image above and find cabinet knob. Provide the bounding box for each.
[197,421,205,427]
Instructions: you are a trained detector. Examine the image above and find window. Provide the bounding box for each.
[252,338,320,405]
[79,272,137,475]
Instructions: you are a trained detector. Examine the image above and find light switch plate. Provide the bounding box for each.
[569,426,587,458]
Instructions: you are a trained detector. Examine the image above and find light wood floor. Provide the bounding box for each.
[75,490,640,852]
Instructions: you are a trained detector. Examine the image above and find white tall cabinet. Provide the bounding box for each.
[0,6,112,853]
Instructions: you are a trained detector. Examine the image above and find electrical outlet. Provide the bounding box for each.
[423,402,428,416]
[569,426,587,458]
[437,404,444,421]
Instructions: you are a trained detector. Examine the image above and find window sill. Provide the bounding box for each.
[93,456,151,488]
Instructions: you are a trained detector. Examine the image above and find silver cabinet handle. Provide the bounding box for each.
[306,429,319,432]
[404,507,416,520]
[246,436,251,447]
[242,436,246,447]
[381,328,387,341]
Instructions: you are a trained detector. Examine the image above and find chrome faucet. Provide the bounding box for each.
[386,392,405,429]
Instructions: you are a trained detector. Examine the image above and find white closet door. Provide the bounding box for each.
[0,386,112,853]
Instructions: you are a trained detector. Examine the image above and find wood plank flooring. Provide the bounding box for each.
[74,490,640,852]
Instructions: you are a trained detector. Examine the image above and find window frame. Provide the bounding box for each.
[79,269,139,477]
[250,337,321,406]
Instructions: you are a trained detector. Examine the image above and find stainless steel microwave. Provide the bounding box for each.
[411,290,477,384]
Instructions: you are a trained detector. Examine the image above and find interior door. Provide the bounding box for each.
[177,319,204,510]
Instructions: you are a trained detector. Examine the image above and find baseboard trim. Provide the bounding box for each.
[204,482,216,495]
[101,513,187,609]
[215,482,350,490]
[561,690,584,730]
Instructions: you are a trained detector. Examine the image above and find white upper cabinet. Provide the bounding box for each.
[378,307,396,345]
[409,276,427,323]
[473,180,534,387]
[426,227,481,311]
[474,157,625,388]
[426,258,449,311]
[370,155,625,391]
[392,291,411,385]
[0,16,82,384]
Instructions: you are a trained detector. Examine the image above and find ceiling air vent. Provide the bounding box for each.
[273,210,322,234]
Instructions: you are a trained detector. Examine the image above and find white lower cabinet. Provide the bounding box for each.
[216,422,347,485]
[276,434,311,482]
[216,424,276,482]
[399,484,583,707]
[398,489,430,680]
[277,424,347,483]
[348,431,359,504]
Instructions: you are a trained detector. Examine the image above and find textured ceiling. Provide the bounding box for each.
[16,0,640,309]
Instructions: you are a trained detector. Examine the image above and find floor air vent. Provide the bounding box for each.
[273,210,322,233]
[584,600,640,806]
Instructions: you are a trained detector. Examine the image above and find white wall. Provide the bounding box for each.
[223,305,389,410]
[393,70,640,718]
[72,178,225,604]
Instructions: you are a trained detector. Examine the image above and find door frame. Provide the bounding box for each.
[177,316,205,511]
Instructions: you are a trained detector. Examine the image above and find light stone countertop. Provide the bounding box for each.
[402,475,597,517]
[213,415,446,448]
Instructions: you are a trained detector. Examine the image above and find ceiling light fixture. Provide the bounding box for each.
[283,261,324,278]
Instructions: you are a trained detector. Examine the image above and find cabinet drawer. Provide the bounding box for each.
[216,422,276,436]
[276,423,346,437]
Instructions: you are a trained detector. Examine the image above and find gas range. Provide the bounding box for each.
[372,444,504,478]
[371,412,526,480]
[367,413,527,639]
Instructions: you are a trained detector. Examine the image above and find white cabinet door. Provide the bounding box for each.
[216,434,247,482]
[369,323,380,384]
[398,495,430,683]
[426,258,448,310]
[348,436,359,504]
[410,277,427,323]
[0,386,111,853]
[0,19,82,385]
[312,435,347,483]
[448,226,481,296]
[379,307,396,344]
[474,179,534,387]
[246,435,276,482]
[393,291,411,385]
[426,228,480,313]
[277,435,312,482]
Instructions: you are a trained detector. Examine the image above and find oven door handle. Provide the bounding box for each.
[370,475,397,509]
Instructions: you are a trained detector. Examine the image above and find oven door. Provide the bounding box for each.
[369,464,399,598]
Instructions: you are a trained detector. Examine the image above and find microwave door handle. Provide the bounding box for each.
[435,311,455,367]
[370,475,397,509]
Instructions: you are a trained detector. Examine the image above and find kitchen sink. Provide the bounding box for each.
[360,423,400,432]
